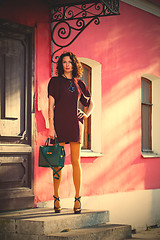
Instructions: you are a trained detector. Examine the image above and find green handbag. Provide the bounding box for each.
[39,138,65,179]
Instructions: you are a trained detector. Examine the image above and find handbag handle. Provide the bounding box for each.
[43,137,62,179]
[44,157,62,180]
[45,137,59,146]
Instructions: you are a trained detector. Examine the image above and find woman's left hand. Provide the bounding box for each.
[77,109,88,119]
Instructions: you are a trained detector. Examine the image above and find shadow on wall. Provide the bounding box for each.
[35,90,47,133]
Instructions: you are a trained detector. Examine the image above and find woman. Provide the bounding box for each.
[48,52,94,214]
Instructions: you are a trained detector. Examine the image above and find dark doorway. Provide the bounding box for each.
[0,19,34,211]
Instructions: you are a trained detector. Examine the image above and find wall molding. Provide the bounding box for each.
[121,0,160,17]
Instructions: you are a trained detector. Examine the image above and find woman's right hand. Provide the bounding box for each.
[49,127,57,140]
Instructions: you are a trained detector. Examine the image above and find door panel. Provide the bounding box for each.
[0,155,28,189]
[0,19,34,211]
[0,38,25,137]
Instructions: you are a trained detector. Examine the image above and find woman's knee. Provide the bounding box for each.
[70,142,81,165]
[71,159,81,168]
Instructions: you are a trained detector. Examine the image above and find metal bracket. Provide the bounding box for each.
[51,0,120,65]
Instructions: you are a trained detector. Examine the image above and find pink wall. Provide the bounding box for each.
[0,1,160,206]
[50,3,160,200]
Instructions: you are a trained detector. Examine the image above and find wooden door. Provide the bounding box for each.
[0,19,34,211]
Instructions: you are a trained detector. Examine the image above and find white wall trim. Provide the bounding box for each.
[121,0,160,17]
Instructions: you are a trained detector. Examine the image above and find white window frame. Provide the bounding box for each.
[78,57,102,157]
[141,74,160,158]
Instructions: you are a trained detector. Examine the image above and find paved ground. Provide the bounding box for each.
[127,227,160,240]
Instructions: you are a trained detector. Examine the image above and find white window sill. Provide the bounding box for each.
[142,152,160,158]
[80,149,103,157]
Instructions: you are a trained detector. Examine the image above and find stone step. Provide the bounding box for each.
[0,208,132,240]
[0,208,110,236]
[124,227,160,240]
[0,224,132,240]
[41,224,132,240]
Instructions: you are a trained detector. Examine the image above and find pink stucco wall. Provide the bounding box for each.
[47,2,160,202]
[0,0,160,206]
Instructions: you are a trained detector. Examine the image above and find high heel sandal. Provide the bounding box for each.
[74,196,81,214]
[53,195,61,213]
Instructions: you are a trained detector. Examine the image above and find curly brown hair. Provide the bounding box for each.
[56,52,83,78]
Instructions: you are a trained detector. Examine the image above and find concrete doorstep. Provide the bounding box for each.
[40,224,132,240]
[0,208,132,240]
[125,227,160,240]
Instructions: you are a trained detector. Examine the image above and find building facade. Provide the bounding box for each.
[0,0,160,231]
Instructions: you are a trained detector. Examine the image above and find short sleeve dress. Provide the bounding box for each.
[48,76,91,143]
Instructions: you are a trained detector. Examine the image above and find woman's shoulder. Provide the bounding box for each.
[77,78,84,85]
[76,78,83,83]
[48,76,62,98]
[48,76,61,84]
[49,76,61,81]
[76,78,91,98]
[77,79,87,89]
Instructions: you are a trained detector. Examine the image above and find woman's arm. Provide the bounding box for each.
[77,99,95,119]
[85,99,94,118]
[48,95,57,139]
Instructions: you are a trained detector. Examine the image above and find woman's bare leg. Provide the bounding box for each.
[70,142,81,209]
[53,142,65,208]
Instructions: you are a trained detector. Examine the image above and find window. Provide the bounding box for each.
[79,63,91,149]
[141,74,160,157]
[78,57,102,157]
[141,77,152,152]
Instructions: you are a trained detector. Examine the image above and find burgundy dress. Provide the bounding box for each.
[48,76,91,143]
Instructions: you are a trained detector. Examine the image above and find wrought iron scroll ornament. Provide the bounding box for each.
[51,0,120,63]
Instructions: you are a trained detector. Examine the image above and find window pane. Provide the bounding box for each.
[79,63,91,149]
[81,66,89,87]
[141,79,151,104]
[141,78,152,151]
[142,105,151,150]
